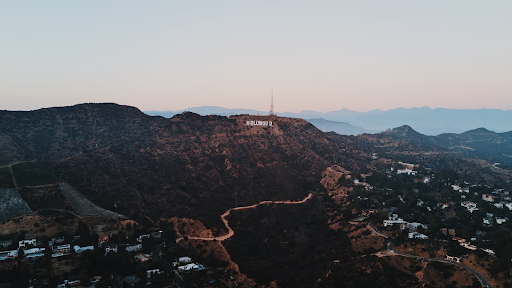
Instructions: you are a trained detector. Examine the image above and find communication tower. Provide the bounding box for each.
[269,89,275,116]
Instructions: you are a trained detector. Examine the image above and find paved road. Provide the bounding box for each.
[176,193,313,243]
[153,244,186,288]
[393,251,490,287]
[368,222,491,288]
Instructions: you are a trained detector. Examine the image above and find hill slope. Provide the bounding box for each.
[0,103,372,228]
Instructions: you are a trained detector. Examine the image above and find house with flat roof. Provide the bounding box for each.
[19,239,36,248]
[73,245,94,254]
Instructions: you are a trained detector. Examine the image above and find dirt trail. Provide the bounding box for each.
[176,193,313,242]
[8,165,19,190]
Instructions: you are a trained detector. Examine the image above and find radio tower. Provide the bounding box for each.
[269,89,275,116]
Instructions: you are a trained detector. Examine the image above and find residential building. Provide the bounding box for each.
[52,244,70,257]
[178,263,206,272]
[19,239,36,248]
[98,235,109,244]
[408,232,428,239]
[179,256,192,264]
[136,234,150,243]
[461,242,477,250]
[66,276,81,286]
[482,194,495,202]
[24,247,45,258]
[445,255,461,262]
[0,250,18,261]
[51,237,65,244]
[147,269,164,278]
[496,217,508,225]
[126,244,142,252]
[383,214,408,227]
[134,253,151,262]
[104,243,118,254]
[397,169,417,175]
[461,201,478,213]
[73,245,94,254]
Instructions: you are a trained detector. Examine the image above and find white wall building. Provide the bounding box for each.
[74,245,94,254]
[408,232,429,239]
[397,169,417,176]
[383,214,408,227]
[19,239,36,248]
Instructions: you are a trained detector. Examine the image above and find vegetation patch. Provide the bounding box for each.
[11,162,61,187]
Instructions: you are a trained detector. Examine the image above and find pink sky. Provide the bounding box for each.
[1,1,511,112]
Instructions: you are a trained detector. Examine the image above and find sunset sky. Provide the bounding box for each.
[1,1,511,112]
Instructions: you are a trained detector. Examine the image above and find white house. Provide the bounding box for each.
[179,256,192,264]
[19,239,36,248]
[461,201,478,213]
[73,245,94,254]
[483,218,492,225]
[445,255,461,263]
[177,263,205,272]
[383,214,408,227]
[146,269,164,278]
[495,203,504,209]
[482,194,495,202]
[0,250,18,260]
[496,217,508,225]
[397,169,417,176]
[461,242,477,250]
[408,232,428,239]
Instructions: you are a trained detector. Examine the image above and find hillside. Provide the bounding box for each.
[376,125,512,170]
[0,104,373,229]
[2,103,511,287]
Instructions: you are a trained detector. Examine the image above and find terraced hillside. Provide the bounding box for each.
[0,162,123,220]
[60,182,123,218]
[0,189,32,220]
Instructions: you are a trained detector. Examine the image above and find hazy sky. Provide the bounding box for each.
[1,1,511,112]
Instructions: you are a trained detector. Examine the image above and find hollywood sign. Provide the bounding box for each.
[246,120,273,126]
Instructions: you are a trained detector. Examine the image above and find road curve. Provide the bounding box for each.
[176,193,313,243]
[368,223,491,288]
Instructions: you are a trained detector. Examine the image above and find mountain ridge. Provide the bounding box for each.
[145,106,512,135]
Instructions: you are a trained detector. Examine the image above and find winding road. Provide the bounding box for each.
[368,223,491,288]
[176,193,313,243]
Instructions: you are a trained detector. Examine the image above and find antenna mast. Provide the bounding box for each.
[269,89,275,116]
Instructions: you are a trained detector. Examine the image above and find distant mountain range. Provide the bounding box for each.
[306,118,372,135]
[379,125,512,168]
[145,106,512,135]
